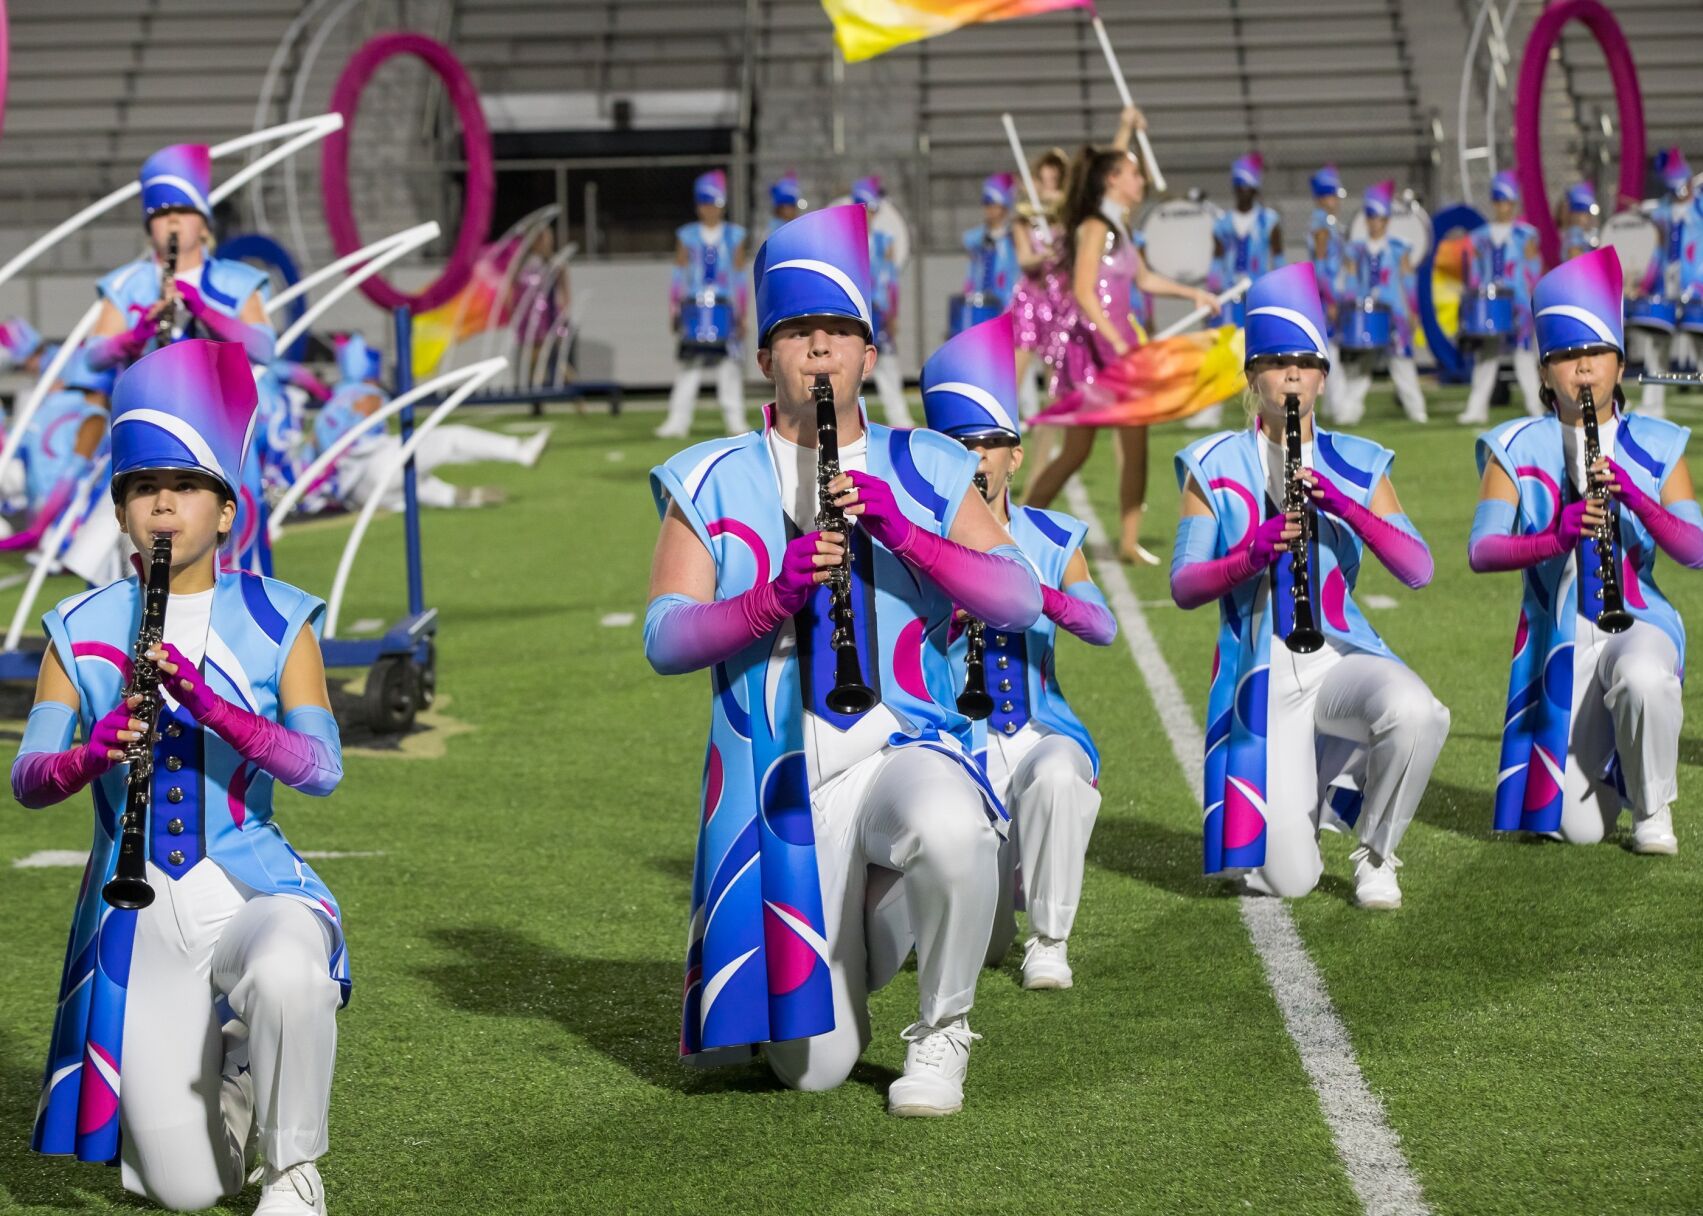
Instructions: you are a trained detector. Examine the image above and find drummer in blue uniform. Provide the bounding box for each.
[1309,165,1348,422]
[1561,181,1600,260]
[1634,149,1700,418]
[765,172,806,243]
[1335,180,1428,425]
[1457,171,1544,426]
[655,169,749,439]
[922,314,1116,991]
[1192,152,1285,430]
[956,174,1019,339]
[0,317,47,377]
[855,175,916,427]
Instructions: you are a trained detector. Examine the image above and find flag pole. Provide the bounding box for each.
[1089,14,1166,193]
[1152,278,1251,342]
[1001,112,1046,216]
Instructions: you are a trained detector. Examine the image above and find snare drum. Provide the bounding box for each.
[1139,199,1217,284]
[1459,290,1514,341]
[949,292,1003,337]
[1339,300,1392,351]
[1627,295,1677,334]
[1602,210,1660,286]
[678,295,734,354]
[1680,296,1703,335]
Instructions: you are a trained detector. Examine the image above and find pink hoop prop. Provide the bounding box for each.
[1514,0,1644,268]
[320,33,493,313]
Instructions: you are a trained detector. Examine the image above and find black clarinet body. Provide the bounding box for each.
[1282,393,1325,654]
[955,472,995,720]
[101,534,174,911]
[155,232,180,347]
[1580,386,1633,634]
[812,373,879,715]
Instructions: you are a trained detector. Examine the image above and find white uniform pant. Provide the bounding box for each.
[350,425,530,511]
[1636,330,1695,418]
[120,861,339,1211]
[982,725,1101,961]
[1462,343,1542,422]
[661,355,746,435]
[765,743,1000,1091]
[1243,644,1450,898]
[869,352,915,427]
[1558,616,1682,843]
[1337,354,1428,425]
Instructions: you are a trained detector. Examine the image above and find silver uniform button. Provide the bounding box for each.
[165,723,183,738]
[1001,700,1014,713]
[996,657,1010,670]
[994,635,1008,647]
[998,679,1012,692]
[167,818,184,835]
[166,787,184,804]
[1003,721,1018,735]
[167,850,186,866]
[165,755,183,772]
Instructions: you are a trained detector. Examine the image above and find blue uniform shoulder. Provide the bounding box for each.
[1017,505,1089,555]
[97,257,152,302]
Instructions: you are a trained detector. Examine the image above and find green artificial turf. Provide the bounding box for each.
[0,391,1698,1214]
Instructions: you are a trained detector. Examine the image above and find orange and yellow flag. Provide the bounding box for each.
[822,0,1093,63]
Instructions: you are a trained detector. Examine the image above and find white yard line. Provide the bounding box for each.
[1062,478,1430,1216]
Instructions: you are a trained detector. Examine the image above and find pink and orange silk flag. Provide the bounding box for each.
[1034,326,1247,428]
[822,0,1092,63]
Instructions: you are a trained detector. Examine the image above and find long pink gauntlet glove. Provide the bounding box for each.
[1171,514,1289,609]
[1042,583,1118,645]
[1308,473,1434,589]
[177,281,276,364]
[86,312,155,370]
[1605,459,1703,569]
[645,531,828,676]
[1469,500,1587,572]
[11,702,133,808]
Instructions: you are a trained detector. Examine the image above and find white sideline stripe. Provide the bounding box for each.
[1061,478,1430,1216]
[1363,594,1400,611]
[600,612,636,627]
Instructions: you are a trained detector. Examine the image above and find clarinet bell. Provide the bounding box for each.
[956,687,995,720]
[827,681,878,716]
[1285,625,1325,654]
[101,873,155,911]
[1597,608,1634,634]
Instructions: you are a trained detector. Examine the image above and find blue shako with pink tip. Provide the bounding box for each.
[921,314,1022,441]
[752,203,873,345]
[1243,262,1332,368]
[139,143,212,220]
[1533,245,1624,358]
[110,338,258,499]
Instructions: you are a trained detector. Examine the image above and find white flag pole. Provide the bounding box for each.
[1089,15,1167,193]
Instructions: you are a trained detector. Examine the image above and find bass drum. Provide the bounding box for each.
[1601,209,1659,286]
[1138,199,1216,285]
[1348,194,1432,263]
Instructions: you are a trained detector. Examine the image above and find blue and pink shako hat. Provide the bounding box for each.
[140,144,212,221]
[1533,246,1624,361]
[752,203,873,346]
[110,339,258,499]
[1243,263,1331,370]
[921,313,1021,442]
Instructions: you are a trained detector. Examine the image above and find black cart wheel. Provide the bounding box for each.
[364,656,417,735]
[414,641,437,710]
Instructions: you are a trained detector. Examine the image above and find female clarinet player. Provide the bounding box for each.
[1170,263,1450,907]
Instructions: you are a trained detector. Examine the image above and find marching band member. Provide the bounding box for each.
[1457,172,1543,426]
[1561,181,1601,260]
[0,316,47,376]
[1171,264,1449,906]
[1634,149,1701,419]
[1308,165,1348,421]
[14,339,349,1214]
[1469,247,1698,854]
[1189,152,1285,430]
[921,314,1114,990]
[1023,145,1217,564]
[765,171,807,243]
[854,175,915,426]
[0,344,112,554]
[310,334,550,511]
[962,173,1020,320]
[655,170,749,439]
[644,204,1041,1116]
[1335,181,1428,425]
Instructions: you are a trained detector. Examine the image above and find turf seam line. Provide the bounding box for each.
[1061,477,1431,1216]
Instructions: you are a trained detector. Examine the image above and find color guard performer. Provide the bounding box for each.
[921,314,1114,989]
[1335,181,1428,425]
[1457,172,1543,426]
[1469,247,1699,853]
[14,339,348,1213]
[1171,264,1449,906]
[655,170,749,439]
[644,204,1041,1115]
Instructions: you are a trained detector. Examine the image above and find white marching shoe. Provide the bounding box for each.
[255,1162,327,1215]
[1631,806,1679,855]
[888,1016,980,1117]
[1351,846,1402,909]
[1021,935,1073,990]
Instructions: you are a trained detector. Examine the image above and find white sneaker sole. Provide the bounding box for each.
[889,1099,963,1118]
[1022,971,1073,990]
[1631,838,1679,856]
[1355,894,1401,909]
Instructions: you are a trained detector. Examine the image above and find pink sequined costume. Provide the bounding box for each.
[1011,218,1075,374]
[1051,220,1142,400]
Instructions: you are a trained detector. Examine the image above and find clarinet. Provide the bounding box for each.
[100,534,174,911]
[955,472,995,720]
[155,231,180,347]
[1282,393,1325,654]
[813,373,878,715]
[1580,386,1633,634]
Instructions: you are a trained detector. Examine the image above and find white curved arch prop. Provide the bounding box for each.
[272,221,441,353]
[267,222,438,317]
[0,300,101,500]
[249,0,342,235]
[501,244,574,390]
[322,356,507,636]
[266,357,506,542]
[283,0,366,265]
[3,458,108,652]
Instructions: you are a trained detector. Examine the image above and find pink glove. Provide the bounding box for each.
[1304,471,1434,590]
[10,701,137,808]
[644,531,842,676]
[1604,458,1703,569]
[1041,583,1117,646]
[86,310,156,370]
[177,280,275,364]
[840,470,914,552]
[286,364,334,403]
[1468,500,1589,572]
[1171,514,1291,610]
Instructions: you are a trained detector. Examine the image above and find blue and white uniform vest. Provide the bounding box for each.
[1212,205,1284,324]
[650,412,1004,1058]
[961,224,1017,309]
[97,255,272,354]
[950,505,1099,778]
[871,229,902,349]
[32,571,348,1163]
[1561,224,1599,261]
[21,389,104,507]
[1344,236,1414,354]
[1465,221,1540,343]
[1476,412,1690,833]
[1176,426,1401,874]
[677,222,746,304]
[1308,207,1344,309]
